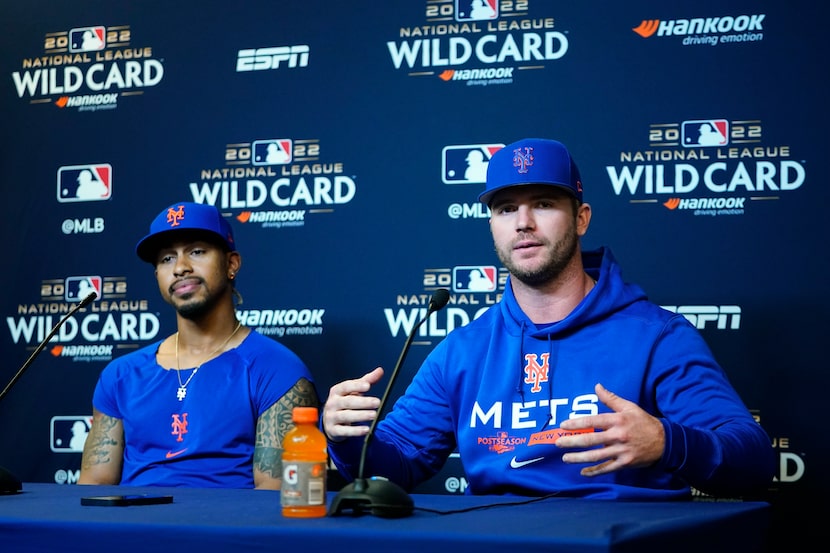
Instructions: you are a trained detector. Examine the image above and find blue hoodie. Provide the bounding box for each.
[329,247,775,499]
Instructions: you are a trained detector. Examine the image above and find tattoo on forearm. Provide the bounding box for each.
[254,378,319,479]
[81,414,121,470]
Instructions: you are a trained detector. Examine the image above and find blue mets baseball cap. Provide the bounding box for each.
[135,202,236,263]
[478,138,583,206]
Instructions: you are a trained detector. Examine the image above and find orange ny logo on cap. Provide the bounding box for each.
[166,205,186,227]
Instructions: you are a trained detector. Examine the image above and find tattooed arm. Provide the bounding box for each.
[253,377,319,490]
[78,408,124,485]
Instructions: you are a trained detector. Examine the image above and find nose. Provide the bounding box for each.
[515,204,535,232]
[172,253,192,276]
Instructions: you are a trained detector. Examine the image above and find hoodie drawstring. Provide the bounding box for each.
[517,323,557,430]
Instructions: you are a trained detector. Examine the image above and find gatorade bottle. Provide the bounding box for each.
[281,406,328,518]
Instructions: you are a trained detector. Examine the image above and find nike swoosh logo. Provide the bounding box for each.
[165,448,187,459]
[510,455,544,468]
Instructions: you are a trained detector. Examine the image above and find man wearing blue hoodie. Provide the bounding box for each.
[323,138,775,500]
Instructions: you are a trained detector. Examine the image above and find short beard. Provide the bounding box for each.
[173,282,225,321]
[176,297,213,320]
[496,226,579,287]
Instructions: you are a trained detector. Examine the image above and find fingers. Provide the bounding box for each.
[556,427,604,449]
[557,383,665,476]
[579,459,616,477]
[559,383,634,434]
[559,416,599,432]
[329,367,384,397]
[563,447,628,477]
[595,382,635,411]
[562,442,627,477]
[363,366,385,386]
[323,367,385,441]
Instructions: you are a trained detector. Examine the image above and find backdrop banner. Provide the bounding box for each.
[1,1,825,547]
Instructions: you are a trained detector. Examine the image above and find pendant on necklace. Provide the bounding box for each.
[175,367,199,401]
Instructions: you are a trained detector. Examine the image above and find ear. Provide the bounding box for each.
[576,202,592,237]
[227,251,242,279]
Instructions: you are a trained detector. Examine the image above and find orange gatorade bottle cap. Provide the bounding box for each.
[293,407,318,423]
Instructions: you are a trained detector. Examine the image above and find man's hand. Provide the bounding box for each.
[556,383,665,476]
[322,367,385,441]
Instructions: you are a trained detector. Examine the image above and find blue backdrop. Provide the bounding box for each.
[1,1,825,546]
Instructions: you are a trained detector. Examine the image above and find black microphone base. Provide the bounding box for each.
[0,465,22,495]
[328,477,413,518]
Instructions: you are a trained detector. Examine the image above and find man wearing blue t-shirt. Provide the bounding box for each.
[80,202,318,489]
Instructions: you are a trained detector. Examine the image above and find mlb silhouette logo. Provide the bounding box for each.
[69,26,106,52]
[57,164,112,203]
[681,119,729,147]
[455,0,498,22]
[442,144,503,184]
[453,266,497,292]
[65,276,102,302]
[252,139,293,165]
[51,416,93,453]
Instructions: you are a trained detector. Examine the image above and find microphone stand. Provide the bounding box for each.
[0,292,97,494]
[329,289,450,518]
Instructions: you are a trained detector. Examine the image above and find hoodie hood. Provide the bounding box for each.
[499,246,648,342]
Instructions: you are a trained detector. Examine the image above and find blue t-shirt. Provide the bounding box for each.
[93,329,314,488]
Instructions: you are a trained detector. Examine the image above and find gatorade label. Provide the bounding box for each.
[281,461,327,506]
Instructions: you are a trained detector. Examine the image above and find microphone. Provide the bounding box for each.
[0,291,97,495]
[329,288,450,518]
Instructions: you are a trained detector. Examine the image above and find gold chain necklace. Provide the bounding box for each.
[174,321,242,401]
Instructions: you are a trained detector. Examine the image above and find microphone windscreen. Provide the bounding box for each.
[430,288,450,312]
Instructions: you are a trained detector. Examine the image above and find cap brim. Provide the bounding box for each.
[135,228,231,263]
[479,182,579,206]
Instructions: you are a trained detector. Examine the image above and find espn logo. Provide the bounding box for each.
[64,276,102,303]
[57,164,112,203]
[442,144,503,184]
[69,26,105,52]
[453,266,497,292]
[252,139,293,165]
[662,305,741,330]
[682,119,729,147]
[236,46,310,71]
